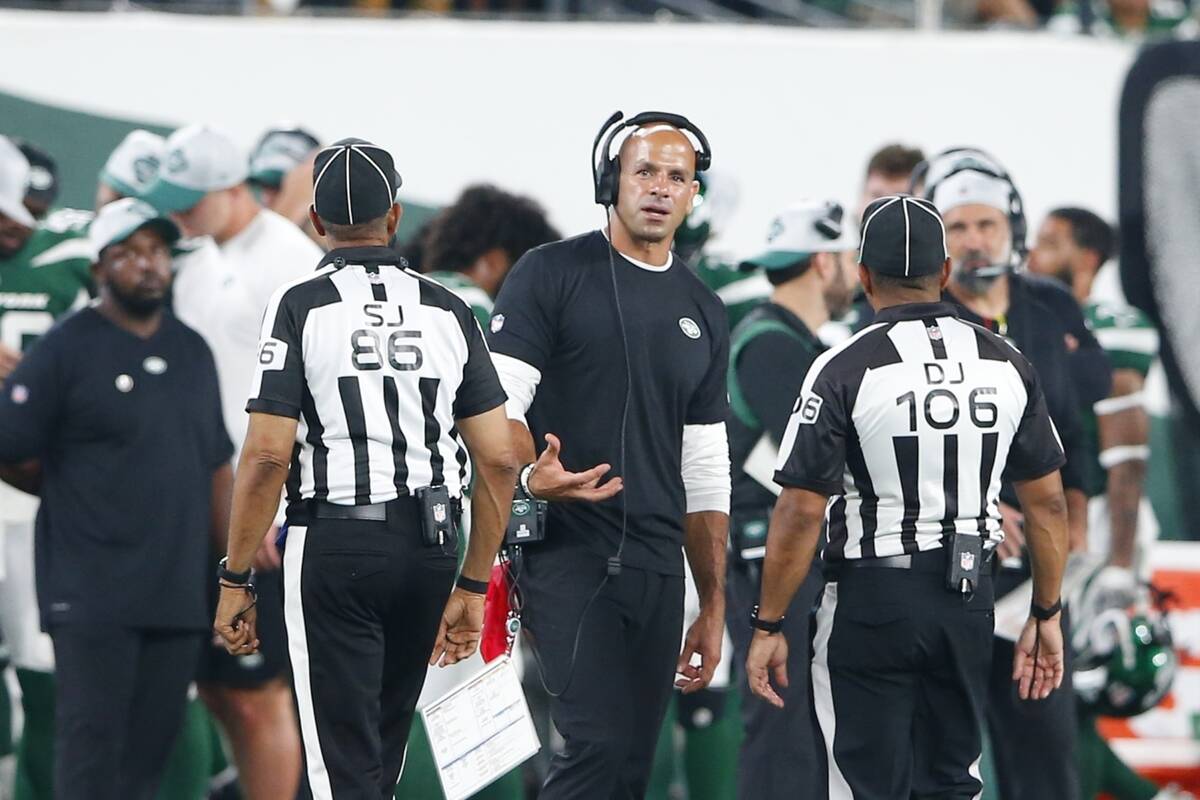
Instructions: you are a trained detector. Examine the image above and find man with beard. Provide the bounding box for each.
[928,153,1108,800]
[0,198,233,799]
[725,199,859,798]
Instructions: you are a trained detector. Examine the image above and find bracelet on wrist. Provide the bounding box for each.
[456,574,490,595]
[1030,598,1062,621]
[519,463,537,499]
[217,556,252,586]
[749,604,785,634]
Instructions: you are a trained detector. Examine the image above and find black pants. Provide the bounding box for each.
[813,555,994,800]
[51,624,202,800]
[519,545,683,799]
[986,567,1080,800]
[725,559,824,799]
[282,510,457,800]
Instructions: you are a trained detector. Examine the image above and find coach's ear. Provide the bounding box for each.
[308,206,326,237]
[938,258,952,290]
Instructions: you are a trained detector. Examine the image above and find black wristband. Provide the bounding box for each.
[456,574,490,595]
[750,605,785,634]
[217,557,252,586]
[1031,598,1062,621]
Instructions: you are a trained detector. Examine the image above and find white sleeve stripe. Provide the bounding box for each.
[1098,445,1150,468]
[492,353,541,424]
[1093,392,1146,416]
[682,422,731,515]
[1095,327,1158,354]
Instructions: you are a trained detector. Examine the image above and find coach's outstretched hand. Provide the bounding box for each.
[431,589,485,667]
[527,433,623,503]
[214,584,259,656]
[1012,614,1065,700]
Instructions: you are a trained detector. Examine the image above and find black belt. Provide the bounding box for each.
[308,496,462,523]
[828,547,995,577]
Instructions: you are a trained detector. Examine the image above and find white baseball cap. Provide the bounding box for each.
[89,197,180,259]
[100,129,166,199]
[0,136,36,228]
[930,170,1012,217]
[143,124,248,214]
[741,199,858,271]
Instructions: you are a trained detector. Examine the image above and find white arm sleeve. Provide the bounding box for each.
[682,422,731,514]
[492,353,541,425]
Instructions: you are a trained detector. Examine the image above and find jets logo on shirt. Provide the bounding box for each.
[679,317,702,340]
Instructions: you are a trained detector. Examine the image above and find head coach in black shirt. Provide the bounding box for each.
[487,112,731,798]
[0,198,234,800]
[747,196,1070,799]
[212,139,517,799]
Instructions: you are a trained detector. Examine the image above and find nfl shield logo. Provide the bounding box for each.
[433,503,447,523]
[928,326,943,341]
[960,551,976,571]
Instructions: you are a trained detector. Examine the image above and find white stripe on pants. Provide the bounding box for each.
[811,582,854,800]
[282,526,335,800]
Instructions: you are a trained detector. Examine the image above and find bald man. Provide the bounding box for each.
[487,116,731,798]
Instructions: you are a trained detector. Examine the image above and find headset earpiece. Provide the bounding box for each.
[591,110,712,208]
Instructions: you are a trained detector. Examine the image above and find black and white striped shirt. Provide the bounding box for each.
[774,302,1064,562]
[247,246,506,513]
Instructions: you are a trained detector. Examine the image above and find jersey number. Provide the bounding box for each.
[0,311,54,353]
[896,387,997,432]
[350,329,423,372]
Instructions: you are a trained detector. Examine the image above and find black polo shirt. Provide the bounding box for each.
[0,307,232,631]
[488,231,730,576]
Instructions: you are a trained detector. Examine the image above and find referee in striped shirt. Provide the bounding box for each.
[746,195,1070,799]
[212,139,517,799]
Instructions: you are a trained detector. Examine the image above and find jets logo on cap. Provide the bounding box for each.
[133,156,160,184]
[767,218,785,243]
[166,150,188,174]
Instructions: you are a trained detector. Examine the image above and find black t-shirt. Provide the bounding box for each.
[728,303,825,516]
[0,308,232,631]
[488,231,730,575]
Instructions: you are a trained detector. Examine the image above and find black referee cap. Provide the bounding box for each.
[858,195,948,277]
[312,138,402,226]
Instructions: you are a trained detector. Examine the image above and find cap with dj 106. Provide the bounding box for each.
[858,195,948,278]
[311,138,401,227]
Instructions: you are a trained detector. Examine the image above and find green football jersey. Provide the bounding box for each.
[693,256,770,330]
[0,209,93,354]
[1080,298,1158,496]
[425,271,493,327]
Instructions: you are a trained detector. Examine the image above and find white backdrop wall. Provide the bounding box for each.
[0,10,1135,256]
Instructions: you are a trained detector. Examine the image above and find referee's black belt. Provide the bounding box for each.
[826,547,995,577]
[308,497,462,523]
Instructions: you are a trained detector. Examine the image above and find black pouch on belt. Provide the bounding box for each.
[415,485,456,547]
[945,533,983,594]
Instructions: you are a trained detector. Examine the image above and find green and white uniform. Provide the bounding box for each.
[1081,296,1160,568]
[0,209,92,800]
[0,208,93,674]
[693,256,769,331]
[424,271,493,326]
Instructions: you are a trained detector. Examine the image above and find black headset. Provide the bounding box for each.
[591,110,713,207]
[910,146,1028,265]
